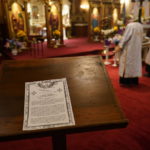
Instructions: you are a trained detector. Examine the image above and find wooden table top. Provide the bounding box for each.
[0,55,128,140]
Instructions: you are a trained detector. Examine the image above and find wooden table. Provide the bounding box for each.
[0,56,128,150]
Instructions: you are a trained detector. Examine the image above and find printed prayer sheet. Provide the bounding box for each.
[23,78,75,130]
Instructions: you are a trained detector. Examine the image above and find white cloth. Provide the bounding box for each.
[145,48,150,65]
[119,22,143,78]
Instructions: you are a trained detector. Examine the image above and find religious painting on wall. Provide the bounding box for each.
[130,1,140,20]
[113,8,118,25]
[62,0,71,40]
[102,4,113,29]
[128,0,150,24]
[90,6,101,42]
[88,1,102,42]
[91,7,99,29]
[48,2,61,41]
[49,4,59,32]
[46,0,64,47]
[32,5,39,19]
[27,0,46,36]
[10,2,25,35]
[62,4,70,27]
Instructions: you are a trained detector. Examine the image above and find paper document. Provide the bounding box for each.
[23,78,75,130]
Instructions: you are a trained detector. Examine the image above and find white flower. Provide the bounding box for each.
[101,28,114,36]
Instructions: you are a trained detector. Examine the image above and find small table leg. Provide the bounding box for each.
[52,133,67,150]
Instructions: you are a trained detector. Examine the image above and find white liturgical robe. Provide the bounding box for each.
[119,22,143,78]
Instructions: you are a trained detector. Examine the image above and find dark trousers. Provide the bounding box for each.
[119,77,139,85]
[145,64,150,74]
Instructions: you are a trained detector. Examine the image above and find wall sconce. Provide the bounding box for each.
[120,0,130,5]
[120,0,125,4]
[49,0,54,6]
[80,0,89,11]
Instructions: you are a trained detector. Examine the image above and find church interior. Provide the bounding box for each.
[0,0,150,150]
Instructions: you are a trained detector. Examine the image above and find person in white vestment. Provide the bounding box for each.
[145,48,150,77]
[114,20,143,85]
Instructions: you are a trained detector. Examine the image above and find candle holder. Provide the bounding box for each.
[104,39,111,65]
[104,46,111,65]
[112,53,118,67]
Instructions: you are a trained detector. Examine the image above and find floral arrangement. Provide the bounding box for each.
[101,26,119,37]
[104,38,112,46]
[93,27,101,35]
[4,39,21,50]
[16,30,27,42]
[53,29,61,40]
[17,30,26,37]
[113,26,118,31]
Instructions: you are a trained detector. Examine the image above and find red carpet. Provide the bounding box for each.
[67,65,150,150]
[12,38,104,60]
[0,38,150,150]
